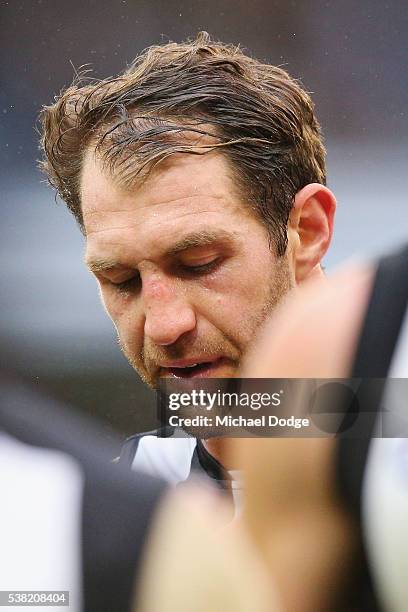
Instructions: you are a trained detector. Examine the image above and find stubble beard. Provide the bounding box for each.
[118,255,293,389]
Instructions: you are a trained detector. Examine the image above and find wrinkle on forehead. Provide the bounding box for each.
[82,195,227,219]
[83,207,236,241]
[84,195,230,225]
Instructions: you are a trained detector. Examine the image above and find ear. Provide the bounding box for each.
[288,183,336,283]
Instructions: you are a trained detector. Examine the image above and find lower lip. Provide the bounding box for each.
[162,358,231,379]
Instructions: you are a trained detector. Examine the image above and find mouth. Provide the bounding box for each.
[159,357,230,379]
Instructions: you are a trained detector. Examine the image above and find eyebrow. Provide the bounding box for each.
[86,229,236,273]
[85,257,122,274]
[166,230,236,256]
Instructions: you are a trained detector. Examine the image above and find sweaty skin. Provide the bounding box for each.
[82,150,292,385]
[81,147,335,464]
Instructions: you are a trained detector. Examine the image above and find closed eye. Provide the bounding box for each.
[106,258,220,293]
[112,273,141,293]
[180,258,220,276]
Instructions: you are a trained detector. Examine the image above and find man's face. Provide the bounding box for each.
[81,149,294,388]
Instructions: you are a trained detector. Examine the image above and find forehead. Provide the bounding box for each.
[80,148,257,259]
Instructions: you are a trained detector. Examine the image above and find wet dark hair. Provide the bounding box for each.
[39,31,326,255]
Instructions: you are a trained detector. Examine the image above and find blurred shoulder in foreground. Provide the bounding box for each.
[234,243,408,612]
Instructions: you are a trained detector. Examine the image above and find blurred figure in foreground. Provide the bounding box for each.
[233,243,408,611]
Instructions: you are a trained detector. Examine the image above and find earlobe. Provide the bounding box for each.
[289,183,336,283]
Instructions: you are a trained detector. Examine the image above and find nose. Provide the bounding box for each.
[142,275,196,346]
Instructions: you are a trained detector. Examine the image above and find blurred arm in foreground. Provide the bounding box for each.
[233,264,374,611]
[231,244,408,612]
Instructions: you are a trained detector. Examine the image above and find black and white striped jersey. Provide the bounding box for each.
[119,428,230,488]
[119,430,242,513]
[0,373,167,612]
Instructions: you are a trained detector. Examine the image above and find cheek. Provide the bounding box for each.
[99,288,143,343]
[99,286,123,323]
[198,275,260,332]
[202,259,278,340]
